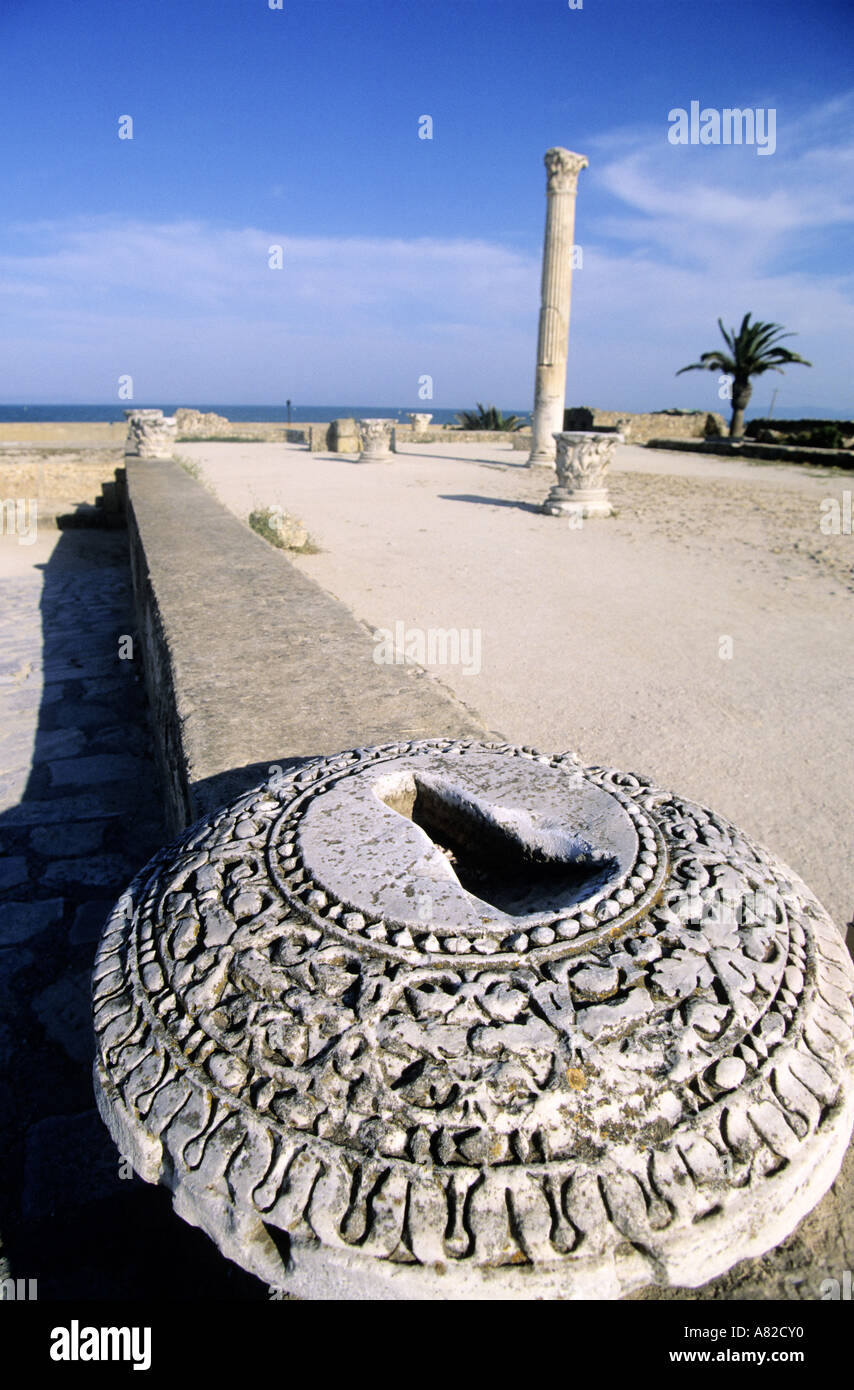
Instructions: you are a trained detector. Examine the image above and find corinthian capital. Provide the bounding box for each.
[544,147,588,193]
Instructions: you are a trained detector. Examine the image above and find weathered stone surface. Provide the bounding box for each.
[36,969,94,1064]
[265,511,309,551]
[357,418,393,462]
[43,854,132,889]
[0,857,29,891]
[47,754,144,787]
[125,458,482,835]
[124,409,177,459]
[0,789,138,826]
[0,524,224,1301]
[93,740,854,1300]
[564,407,727,444]
[528,149,588,467]
[42,701,125,731]
[21,1110,126,1223]
[30,728,89,762]
[174,409,285,442]
[174,408,230,437]
[29,821,107,857]
[70,900,111,945]
[329,419,360,453]
[542,431,623,519]
[0,898,64,946]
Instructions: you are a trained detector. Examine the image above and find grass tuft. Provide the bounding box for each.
[248,505,319,554]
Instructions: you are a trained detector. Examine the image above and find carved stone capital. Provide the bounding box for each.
[542,430,622,516]
[357,417,393,461]
[123,408,177,459]
[93,740,854,1300]
[544,146,588,194]
[555,429,620,490]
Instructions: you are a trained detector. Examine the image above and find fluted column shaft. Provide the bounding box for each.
[527,148,588,466]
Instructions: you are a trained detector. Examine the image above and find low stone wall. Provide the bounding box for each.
[0,421,126,447]
[175,409,286,442]
[647,437,854,468]
[396,428,532,448]
[126,457,484,833]
[746,417,854,446]
[564,408,726,444]
[305,423,532,453]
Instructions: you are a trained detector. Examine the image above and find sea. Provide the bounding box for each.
[0,404,530,426]
[0,403,843,423]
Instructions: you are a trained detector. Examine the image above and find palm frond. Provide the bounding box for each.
[678,314,811,385]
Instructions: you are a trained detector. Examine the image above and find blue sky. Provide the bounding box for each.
[1,0,852,414]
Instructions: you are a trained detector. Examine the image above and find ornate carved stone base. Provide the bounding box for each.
[93,740,854,1300]
[357,418,393,462]
[542,430,622,518]
[542,487,613,519]
[124,409,177,459]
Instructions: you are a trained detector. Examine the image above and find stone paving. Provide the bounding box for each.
[0,517,265,1298]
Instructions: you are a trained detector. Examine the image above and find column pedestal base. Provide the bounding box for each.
[542,486,613,519]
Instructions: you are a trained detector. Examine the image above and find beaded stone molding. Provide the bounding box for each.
[92,741,854,1300]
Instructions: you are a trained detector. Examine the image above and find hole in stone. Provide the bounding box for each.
[374,770,619,917]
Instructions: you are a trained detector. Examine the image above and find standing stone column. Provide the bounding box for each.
[527,148,588,467]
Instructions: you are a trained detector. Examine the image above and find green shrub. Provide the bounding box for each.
[455,403,526,431]
[248,506,318,554]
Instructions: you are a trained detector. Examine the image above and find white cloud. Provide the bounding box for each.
[1,91,852,413]
[0,220,540,402]
[570,92,854,410]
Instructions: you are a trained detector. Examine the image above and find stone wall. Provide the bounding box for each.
[125,458,484,833]
[746,417,854,444]
[647,437,854,469]
[305,423,533,453]
[0,422,126,447]
[564,407,727,443]
[174,409,286,441]
[395,427,533,448]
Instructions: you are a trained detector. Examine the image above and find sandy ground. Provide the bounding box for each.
[180,438,854,943]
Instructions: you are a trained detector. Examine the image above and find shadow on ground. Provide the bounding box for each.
[438,493,544,514]
[0,517,267,1299]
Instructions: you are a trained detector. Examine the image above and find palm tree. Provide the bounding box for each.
[456,403,526,432]
[676,314,812,438]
